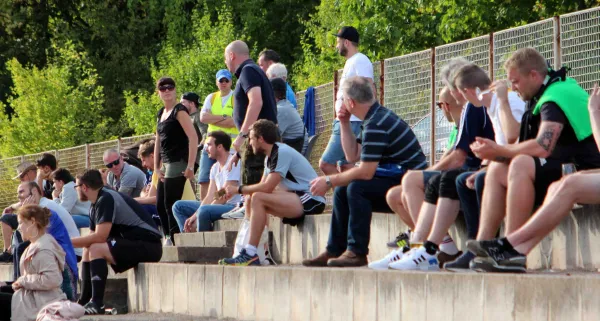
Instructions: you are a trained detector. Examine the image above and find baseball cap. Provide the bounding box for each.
[333,26,360,44]
[13,161,37,180]
[216,69,232,81]
[181,92,200,106]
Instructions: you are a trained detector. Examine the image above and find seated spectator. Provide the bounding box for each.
[259,49,297,108]
[51,168,92,228]
[302,76,426,268]
[173,131,242,232]
[72,169,162,315]
[36,153,58,199]
[219,120,325,266]
[101,148,146,198]
[465,48,600,272]
[0,205,68,321]
[180,92,207,173]
[270,77,308,153]
[134,140,159,218]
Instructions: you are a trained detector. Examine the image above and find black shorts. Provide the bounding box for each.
[107,237,162,273]
[281,192,326,226]
[0,214,17,230]
[533,158,563,206]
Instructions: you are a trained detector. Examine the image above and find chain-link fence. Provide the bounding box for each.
[561,8,600,92]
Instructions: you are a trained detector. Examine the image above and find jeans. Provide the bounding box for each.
[71,214,90,228]
[326,176,400,256]
[456,171,487,239]
[172,200,201,232]
[197,204,236,232]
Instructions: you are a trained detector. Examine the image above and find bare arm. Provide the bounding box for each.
[497,97,521,144]
[71,222,112,248]
[240,87,263,133]
[202,179,218,205]
[239,172,281,195]
[330,161,379,187]
[135,184,157,205]
[200,113,236,128]
[497,121,563,159]
[430,149,467,171]
[589,84,600,149]
[153,132,161,173]
[339,121,360,163]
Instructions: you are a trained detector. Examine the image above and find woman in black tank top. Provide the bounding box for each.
[153,77,198,244]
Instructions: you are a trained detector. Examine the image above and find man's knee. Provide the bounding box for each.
[486,162,508,183]
[508,155,535,181]
[88,242,107,259]
[319,159,335,172]
[250,192,268,205]
[386,185,403,206]
[401,170,422,190]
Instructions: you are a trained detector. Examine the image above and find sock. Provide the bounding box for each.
[423,241,439,255]
[439,235,459,255]
[78,262,92,305]
[90,259,108,307]
[244,244,257,256]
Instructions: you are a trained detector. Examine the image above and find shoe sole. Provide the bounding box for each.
[470,257,526,273]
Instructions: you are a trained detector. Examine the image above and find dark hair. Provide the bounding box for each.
[76,169,104,190]
[18,205,51,230]
[259,49,280,63]
[138,140,155,158]
[51,168,75,184]
[250,120,278,144]
[36,153,57,170]
[156,76,176,89]
[270,78,287,100]
[181,92,200,108]
[25,181,42,196]
[207,131,232,151]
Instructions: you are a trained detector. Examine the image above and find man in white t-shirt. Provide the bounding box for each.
[174,131,241,232]
[198,70,238,200]
[319,26,375,175]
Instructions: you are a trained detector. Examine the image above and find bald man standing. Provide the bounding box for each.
[224,40,278,189]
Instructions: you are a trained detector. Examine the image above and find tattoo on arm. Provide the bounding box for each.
[536,122,563,154]
[537,128,555,151]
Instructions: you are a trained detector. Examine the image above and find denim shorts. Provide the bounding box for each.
[198,149,216,183]
[320,120,362,166]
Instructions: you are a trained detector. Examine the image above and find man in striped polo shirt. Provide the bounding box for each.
[304,76,427,267]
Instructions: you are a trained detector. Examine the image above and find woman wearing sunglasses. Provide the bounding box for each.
[153,77,198,245]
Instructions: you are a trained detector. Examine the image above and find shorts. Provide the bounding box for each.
[422,170,441,187]
[107,237,162,273]
[281,192,326,226]
[198,149,216,183]
[0,214,17,229]
[533,158,563,206]
[321,120,362,166]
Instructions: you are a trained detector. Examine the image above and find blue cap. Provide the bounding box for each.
[216,69,232,81]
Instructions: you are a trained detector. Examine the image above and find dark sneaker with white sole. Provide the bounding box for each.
[444,251,476,271]
[83,301,105,315]
[0,250,13,263]
[469,255,527,273]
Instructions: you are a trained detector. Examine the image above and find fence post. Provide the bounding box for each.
[430,47,436,166]
[117,137,122,154]
[85,144,90,169]
[379,59,385,105]
[489,32,495,80]
[553,16,562,70]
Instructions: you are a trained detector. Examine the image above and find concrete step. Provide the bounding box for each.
[175,231,238,247]
[0,263,11,280]
[81,313,220,320]
[127,262,600,321]
[160,246,233,263]
[213,219,243,231]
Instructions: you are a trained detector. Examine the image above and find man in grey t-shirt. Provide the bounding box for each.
[270,78,307,153]
[102,149,146,197]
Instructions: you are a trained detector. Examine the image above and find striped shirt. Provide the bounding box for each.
[359,102,427,170]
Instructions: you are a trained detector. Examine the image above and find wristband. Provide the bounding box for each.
[238,185,244,194]
[236,152,241,158]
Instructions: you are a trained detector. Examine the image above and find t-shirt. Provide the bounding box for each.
[54,181,91,216]
[233,59,278,130]
[107,162,147,198]
[40,197,82,256]
[43,179,54,200]
[90,188,161,242]
[286,83,297,109]
[189,110,207,165]
[453,103,495,169]
[359,103,427,170]
[276,99,307,143]
[209,154,242,205]
[157,103,190,163]
[201,91,234,114]
[336,52,373,122]
[264,143,325,203]
[487,92,526,145]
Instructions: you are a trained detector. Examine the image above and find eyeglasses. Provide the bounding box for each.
[74,184,82,189]
[218,78,230,84]
[435,101,449,109]
[158,84,175,92]
[105,159,120,169]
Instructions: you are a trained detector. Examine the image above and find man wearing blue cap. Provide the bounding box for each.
[198,69,238,200]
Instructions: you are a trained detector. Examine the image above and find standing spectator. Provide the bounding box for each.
[51,168,91,228]
[180,92,207,174]
[199,70,238,201]
[258,49,297,108]
[153,77,198,244]
[36,153,58,199]
[101,149,146,198]
[270,77,308,153]
[319,26,374,175]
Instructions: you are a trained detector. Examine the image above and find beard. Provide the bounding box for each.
[339,44,347,57]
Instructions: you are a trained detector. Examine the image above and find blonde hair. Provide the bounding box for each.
[504,47,548,77]
[18,205,51,230]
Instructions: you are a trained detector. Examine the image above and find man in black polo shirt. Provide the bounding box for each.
[71,169,162,315]
[304,76,427,267]
[224,40,278,187]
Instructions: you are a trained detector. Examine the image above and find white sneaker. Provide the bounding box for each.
[224,206,245,219]
[388,246,439,271]
[163,238,173,247]
[368,248,406,270]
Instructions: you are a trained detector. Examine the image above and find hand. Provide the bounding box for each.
[158,169,165,182]
[12,280,22,291]
[224,184,239,200]
[466,172,478,190]
[182,167,195,181]
[337,104,352,123]
[460,87,484,107]
[21,192,40,206]
[233,135,244,153]
[214,188,229,201]
[227,154,240,172]
[52,189,60,199]
[183,215,197,233]
[310,176,330,197]
[491,80,509,102]
[589,83,600,113]
[100,169,109,184]
[3,206,14,215]
[470,137,501,160]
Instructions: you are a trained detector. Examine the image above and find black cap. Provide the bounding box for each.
[181,92,200,106]
[333,26,359,44]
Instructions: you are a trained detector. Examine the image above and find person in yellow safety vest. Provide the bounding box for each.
[199,69,238,200]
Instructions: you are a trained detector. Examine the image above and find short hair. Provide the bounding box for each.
[250,120,279,145]
[454,64,492,90]
[270,78,287,100]
[207,131,232,151]
[103,148,119,159]
[156,76,176,89]
[504,47,549,77]
[51,168,75,184]
[36,153,57,170]
[18,205,51,230]
[259,49,280,63]
[342,76,374,103]
[138,140,155,158]
[76,169,104,190]
[266,63,288,79]
[440,57,471,90]
[25,181,42,196]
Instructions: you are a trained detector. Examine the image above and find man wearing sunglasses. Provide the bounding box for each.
[101,149,146,198]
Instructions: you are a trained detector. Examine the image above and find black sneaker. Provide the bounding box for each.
[386,231,410,249]
[466,239,527,273]
[444,251,475,272]
[0,250,12,263]
[83,301,105,315]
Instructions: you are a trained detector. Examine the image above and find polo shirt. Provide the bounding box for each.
[233,59,278,130]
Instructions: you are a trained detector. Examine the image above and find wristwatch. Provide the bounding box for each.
[187,166,194,172]
[238,185,244,194]
[325,176,332,188]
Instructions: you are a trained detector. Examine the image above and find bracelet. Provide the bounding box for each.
[237,185,244,194]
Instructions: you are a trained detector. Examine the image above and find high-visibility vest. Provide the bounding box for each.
[207,92,239,136]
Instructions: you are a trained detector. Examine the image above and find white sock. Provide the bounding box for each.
[244,245,257,256]
[439,235,459,255]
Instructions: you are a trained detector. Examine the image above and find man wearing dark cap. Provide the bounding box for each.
[36,152,57,199]
[180,91,207,174]
[319,26,375,176]
[271,78,307,153]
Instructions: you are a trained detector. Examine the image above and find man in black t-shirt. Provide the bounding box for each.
[71,169,162,315]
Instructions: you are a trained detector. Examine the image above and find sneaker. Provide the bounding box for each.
[386,231,410,249]
[388,246,440,271]
[466,239,527,273]
[221,206,246,219]
[163,237,173,247]
[368,247,408,270]
[0,250,12,263]
[437,250,463,268]
[83,301,105,315]
[443,251,475,272]
[218,249,260,266]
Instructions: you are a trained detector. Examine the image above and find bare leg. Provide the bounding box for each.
[402,171,426,224]
[199,182,210,201]
[476,162,509,240]
[505,155,536,234]
[411,203,437,243]
[1,222,12,252]
[386,185,414,229]
[319,160,339,175]
[427,198,461,245]
[244,195,252,219]
[88,243,116,264]
[248,191,304,247]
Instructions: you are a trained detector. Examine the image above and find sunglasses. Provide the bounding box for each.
[218,78,230,84]
[74,184,82,188]
[436,101,449,109]
[158,84,175,92]
[105,159,120,169]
